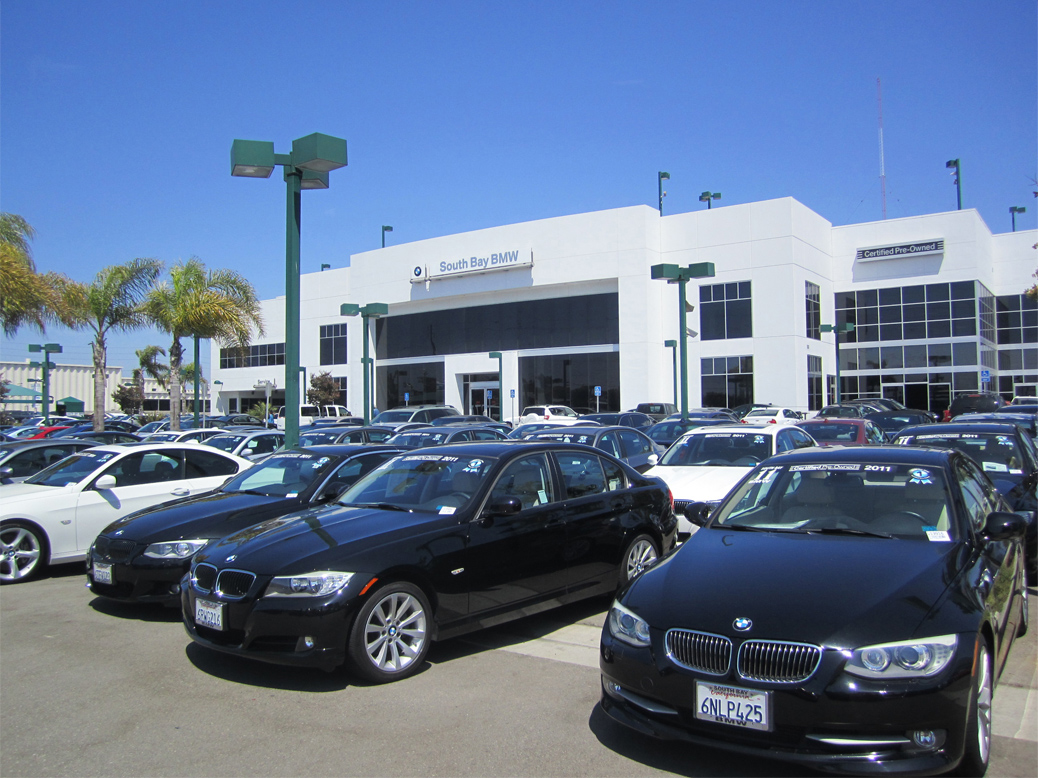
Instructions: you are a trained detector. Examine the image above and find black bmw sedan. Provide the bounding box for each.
[86,445,404,605]
[600,446,1029,776]
[182,441,677,682]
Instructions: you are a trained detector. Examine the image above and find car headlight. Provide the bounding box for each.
[143,539,209,559]
[845,635,957,679]
[265,571,354,597]
[607,600,651,647]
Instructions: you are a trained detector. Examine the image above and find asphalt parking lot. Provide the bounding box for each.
[1,567,1035,778]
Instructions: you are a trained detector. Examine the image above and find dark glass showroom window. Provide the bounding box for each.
[220,342,285,369]
[700,282,752,341]
[701,356,753,408]
[836,281,981,345]
[807,355,822,411]
[319,324,348,365]
[519,352,620,412]
[374,293,618,360]
[376,362,445,410]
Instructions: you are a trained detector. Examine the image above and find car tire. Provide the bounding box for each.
[347,581,431,684]
[954,639,992,777]
[620,534,659,589]
[0,520,47,584]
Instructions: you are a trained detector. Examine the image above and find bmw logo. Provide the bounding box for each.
[225,555,237,563]
[413,266,422,277]
[733,617,752,632]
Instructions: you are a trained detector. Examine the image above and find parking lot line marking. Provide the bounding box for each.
[993,686,1038,742]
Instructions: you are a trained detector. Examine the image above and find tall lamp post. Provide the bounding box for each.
[212,379,222,416]
[489,351,503,422]
[699,191,721,209]
[651,263,716,421]
[820,323,855,403]
[946,159,962,210]
[341,302,389,424]
[28,343,62,423]
[231,133,348,448]
[1010,206,1027,232]
[658,172,670,214]
[382,225,393,248]
[664,340,678,406]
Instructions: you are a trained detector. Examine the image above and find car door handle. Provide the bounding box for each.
[171,488,190,496]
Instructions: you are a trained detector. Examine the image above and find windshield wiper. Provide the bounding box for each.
[345,502,413,513]
[802,527,894,539]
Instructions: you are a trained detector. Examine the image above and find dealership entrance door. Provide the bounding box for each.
[468,380,499,419]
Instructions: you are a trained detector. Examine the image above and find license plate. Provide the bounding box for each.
[194,598,225,631]
[92,562,113,585]
[695,681,770,731]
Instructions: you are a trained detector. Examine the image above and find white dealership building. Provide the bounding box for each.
[210,197,1037,420]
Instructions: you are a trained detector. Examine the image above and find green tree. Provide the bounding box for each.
[144,258,263,430]
[63,258,164,430]
[133,345,167,416]
[307,371,342,407]
[0,213,77,335]
[111,383,142,415]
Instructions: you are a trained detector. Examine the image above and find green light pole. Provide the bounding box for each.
[820,323,855,403]
[231,133,348,448]
[946,159,962,210]
[341,303,389,424]
[1011,206,1026,232]
[651,263,716,421]
[489,351,503,421]
[382,225,393,248]
[28,343,61,423]
[658,172,670,215]
[664,339,678,406]
[699,191,721,209]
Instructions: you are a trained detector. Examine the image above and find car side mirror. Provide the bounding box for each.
[94,474,117,490]
[0,465,13,484]
[683,501,713,527]
[647,454,659,467]
[483,497,522,518]
[982,511,1027,541]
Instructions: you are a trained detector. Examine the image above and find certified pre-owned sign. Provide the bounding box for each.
[855,240,944,262]
[412,249,533,283]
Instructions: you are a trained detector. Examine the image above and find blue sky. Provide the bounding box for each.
[1,0,1035,375]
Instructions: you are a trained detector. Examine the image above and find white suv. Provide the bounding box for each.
[513,405,582,427]
[371,405,461,430]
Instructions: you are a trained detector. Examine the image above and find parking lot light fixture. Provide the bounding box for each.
[1010,206,1026,232]
[341,302,388,424]
[820,323,855,403]
[946,159,962,210]
[658,172,670,214]
[382,225,393,248]
[699,191,721,209]
[664,340,678,406]
[28,343,62,423]
[231,132,347,448]
[651,263,716,421]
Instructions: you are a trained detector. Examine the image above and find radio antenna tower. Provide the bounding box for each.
[877,77,887,220]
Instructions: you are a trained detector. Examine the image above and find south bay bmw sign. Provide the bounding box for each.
[855,239,944,262]
[412,249,533,283]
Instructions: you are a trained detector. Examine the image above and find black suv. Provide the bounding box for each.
[948,391,1005,418]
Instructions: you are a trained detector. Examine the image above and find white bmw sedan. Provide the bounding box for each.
[0,443,252,583]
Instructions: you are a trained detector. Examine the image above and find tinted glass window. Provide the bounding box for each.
[556,452,606,498]
[103,451,180,486]
[617,429,652,456]
[489,454,555,509]
[184,448,240,478]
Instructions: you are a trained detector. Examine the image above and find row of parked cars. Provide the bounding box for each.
[1,396,1034,775]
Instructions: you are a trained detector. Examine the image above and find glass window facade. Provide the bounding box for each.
[376,362,445,410]
[700,282,752,341]
[519,352,620,412]
[319,324,348,366]
[220,342,285,369]
[701,355,754,408]
[807,355,822,411]
[374,293,618,360]
[805,281,821,340]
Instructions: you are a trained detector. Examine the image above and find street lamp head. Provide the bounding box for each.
[489,351,502,359]
[230,140,276,178]
[291,133,348,173]
[300,170,330,190]
[664,339,677,347]
[361,302,389,318]
[382,225,393,233]
[658,171,670,181]
[1010,206,1026,214]
[946,159,959,170]
[340,303,360,317]
[321,263,331,271]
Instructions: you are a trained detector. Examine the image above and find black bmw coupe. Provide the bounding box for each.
[600,445,1029,776]
[182,441,677,682]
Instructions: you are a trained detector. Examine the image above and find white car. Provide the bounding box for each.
[0,443,252,583]
[646,424,817,536]
[201,430,286,461]
[140,429,224,444]
[741,407,804,425]
[512,405,582,427]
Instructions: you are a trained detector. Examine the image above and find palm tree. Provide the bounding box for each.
[0,213,76,335]
[63,258,164,430]
[145,258,263,430]
[133,345,167,417]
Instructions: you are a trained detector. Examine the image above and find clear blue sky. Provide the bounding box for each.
[2,0,1035,376]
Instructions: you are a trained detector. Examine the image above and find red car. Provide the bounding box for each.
[795,417,886,446]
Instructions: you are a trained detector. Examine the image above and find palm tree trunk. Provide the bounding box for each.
[169,339,183,431]
[92,338,107,431]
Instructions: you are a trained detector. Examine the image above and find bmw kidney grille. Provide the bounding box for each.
[666,629,822,682]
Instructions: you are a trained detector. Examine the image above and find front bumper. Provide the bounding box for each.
[182,579,363,672]
[86,548,187,605]
[599,630,975,776]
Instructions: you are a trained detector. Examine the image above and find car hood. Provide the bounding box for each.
[623,528,969,648]
[644,465,749,501]
[195,504,452,575]
[0,482,76,505]
[99,491,302,543]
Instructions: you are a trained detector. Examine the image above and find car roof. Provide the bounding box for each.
[271,444,406,457]
[770,444,954,466]
[0,438,96,451]
[896,422,1022,436]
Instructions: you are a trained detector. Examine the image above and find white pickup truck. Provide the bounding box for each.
[275,404,351,430]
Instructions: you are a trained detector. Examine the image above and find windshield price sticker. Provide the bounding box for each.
[194,599,225,631]
[925,529,952,542]
[789,464,862,472]
[402,454,459,462]
[695,681,770,731]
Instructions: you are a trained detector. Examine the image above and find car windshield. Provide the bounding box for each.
[372,410,415,423]
[203,435,247,452]
[222,451,337,496]
[660,431,771,467]
[799,423,861,442]
[898,431,1027,475]
[298,431,341,446]
[146,432,180,442]
[339,452,498,512]
[712,462,956,539]
[389,431,452,448]
[24,449,120,487]
[530,430,598,445]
